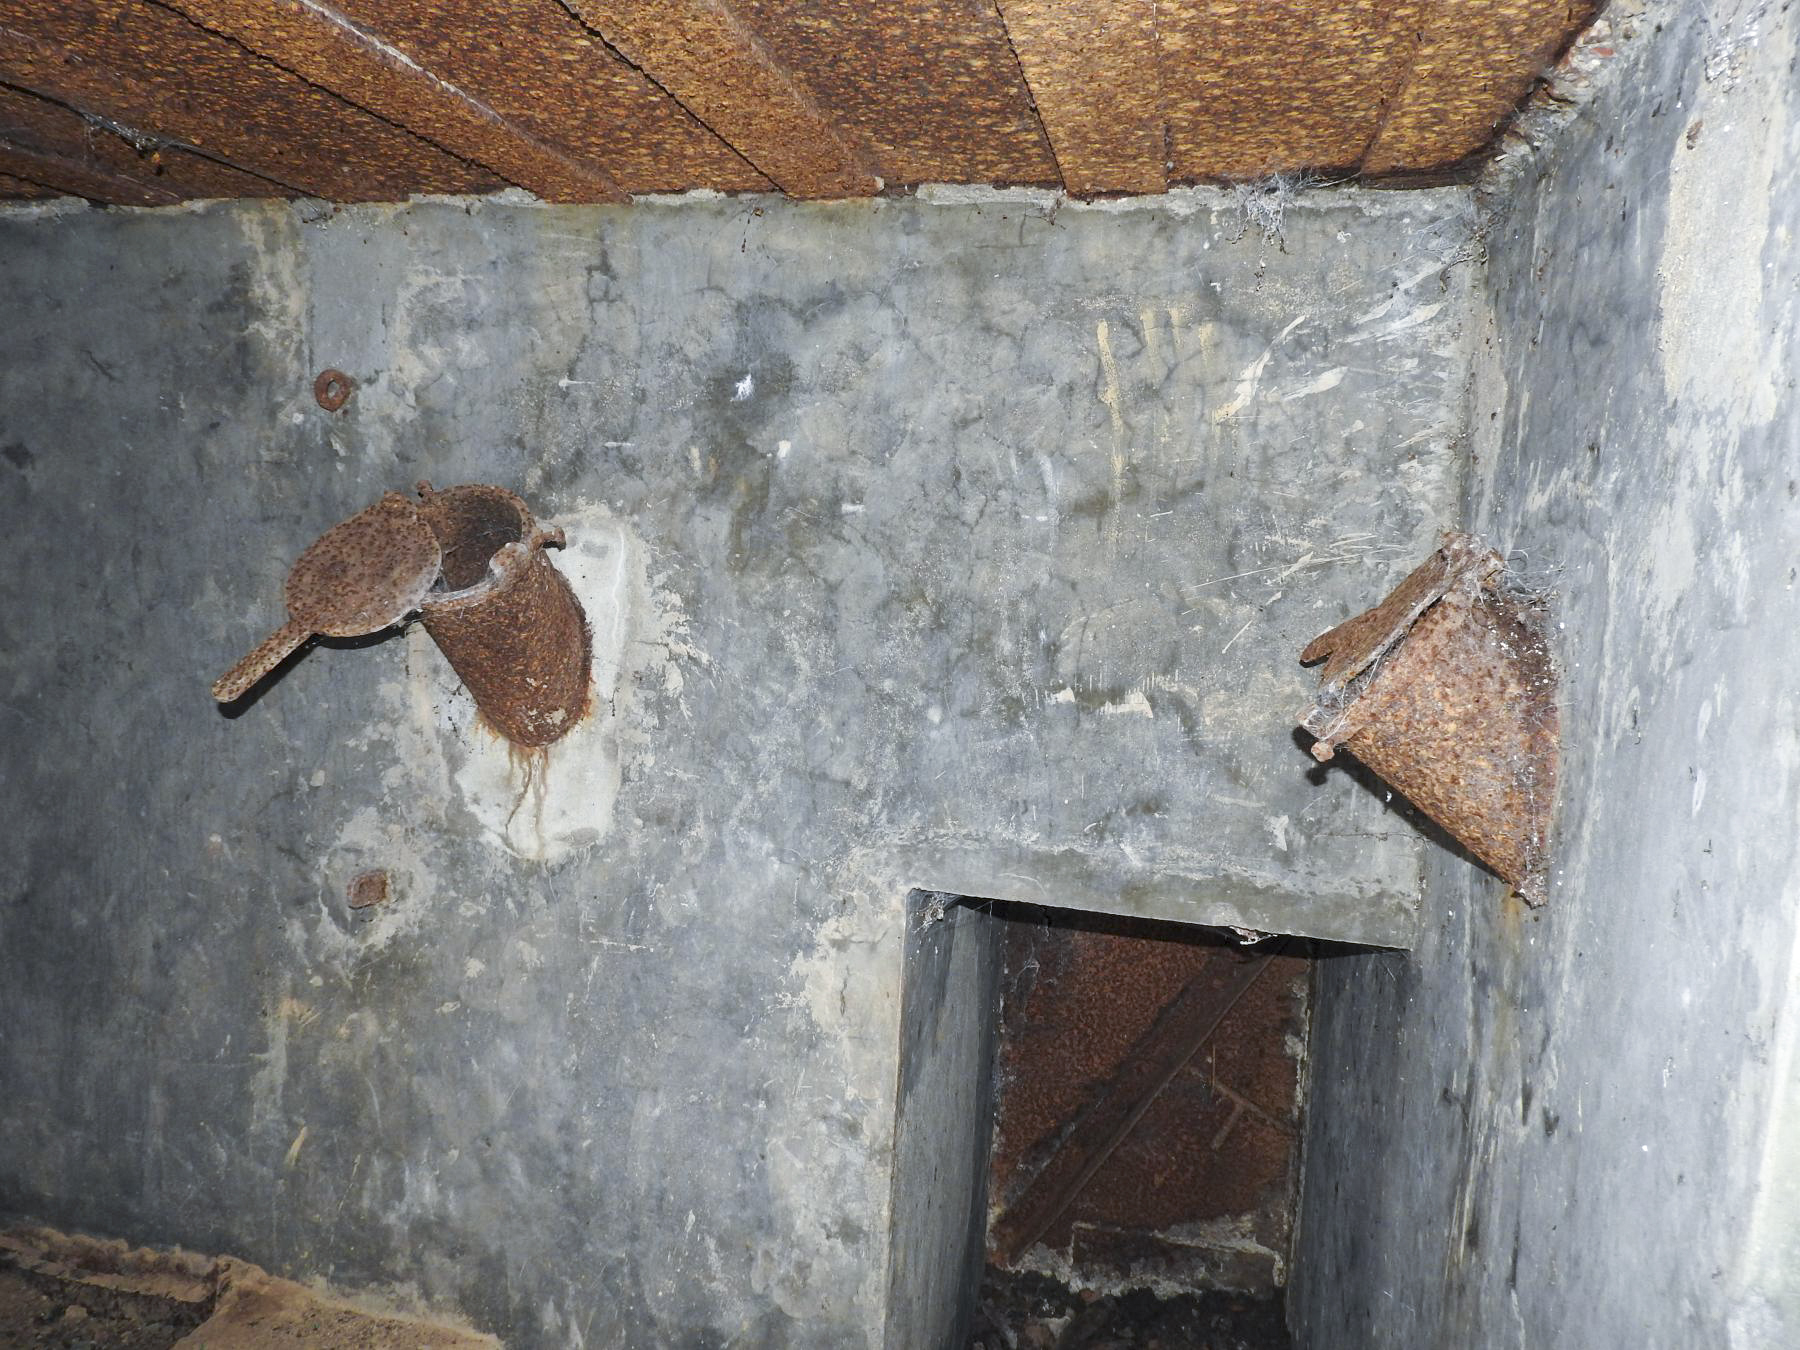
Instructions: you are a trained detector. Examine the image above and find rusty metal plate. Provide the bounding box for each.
[212,493,441,703]
[415,482,591,748]
[1299,532,1487,689]
[1300,533,1560,904]
[0,170,57,199]
[330,0,771,196]
[1364,0,1601,175]
[992,923,1210,1190]
[996,0,1165,197]
[0,169,57,198]
[0,0,500,201]
[1158,0,1432,181]
[164,0,622,202]
[734,0,1059,187]
[0,140,169,207]
[1,0,1599,202]
[988,914,1309,1291]
[282,493,441,637]
[0,83,287,205]
[570,0,877,198]
[210,483,589,746]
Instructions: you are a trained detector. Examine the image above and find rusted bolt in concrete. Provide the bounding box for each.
[346,869,391,909]
[313,369,354,411]
[415,482,592,748]
[1297,532,1560,906]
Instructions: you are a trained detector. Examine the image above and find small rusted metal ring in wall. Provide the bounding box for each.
[313,369,355,412]
[346,869,391,909]
[414,481,592,748]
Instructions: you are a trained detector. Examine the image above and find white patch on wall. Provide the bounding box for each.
[320,802,443,957]
[1659,66,1788,426]
[1281,366,1346,400]
[240,209,308,403]
[372,267,496,428]
[248,976,292,1135]
[772,867,905,1346]
[1098,688,1154,718]
[1213,314,1306,422]
[1639,499,1699,633]
[1732,704,1800,1344]
[348,500,694,867]
[1266,814,1291,853]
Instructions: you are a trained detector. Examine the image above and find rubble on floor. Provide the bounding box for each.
[0,1227,493,1350]
[970,1266,1291,1350]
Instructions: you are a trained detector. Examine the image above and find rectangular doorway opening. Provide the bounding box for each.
[889,892,1319,1350]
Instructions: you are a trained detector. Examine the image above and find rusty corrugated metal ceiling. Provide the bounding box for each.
[0,1,1598,207]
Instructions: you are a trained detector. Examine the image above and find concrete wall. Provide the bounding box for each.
[1294,3,1800,1345]
[0,189,1465,1344]
[885,893,1000,1350]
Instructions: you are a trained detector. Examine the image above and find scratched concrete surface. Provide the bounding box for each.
[1294,2,1800,1345]
[0,187,1467,1344]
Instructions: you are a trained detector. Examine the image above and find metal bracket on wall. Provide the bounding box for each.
[211,483,591,749]
[1297,531,1560,906]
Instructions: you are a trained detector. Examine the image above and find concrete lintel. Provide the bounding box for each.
[887,839,1420,949]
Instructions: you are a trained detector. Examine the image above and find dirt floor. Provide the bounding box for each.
[3,1224,1293,1348]
[970,1267,1292,1350]
[0,1261,204,1350]
[0,1228,494,1350]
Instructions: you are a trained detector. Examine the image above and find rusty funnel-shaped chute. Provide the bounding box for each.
[212,483,591,749]
[1298,533,1560,906]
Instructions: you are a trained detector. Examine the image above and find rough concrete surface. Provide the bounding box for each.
[1294,2,1800,1345]
[0,186,1466,1345]
[885,894,1000,1350]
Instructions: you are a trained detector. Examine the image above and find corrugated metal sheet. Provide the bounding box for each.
[1365,0,1597,173]
[997,0,1164,196]
[166,0,623,202]
[571,0,878,198]
[0,171,56,198]
[328,0,771,195]
[0,0,1599,204]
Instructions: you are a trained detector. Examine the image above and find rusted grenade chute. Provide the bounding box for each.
[212,483,590,748]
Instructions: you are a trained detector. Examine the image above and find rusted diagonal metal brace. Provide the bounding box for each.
[992,946,1280,1265]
